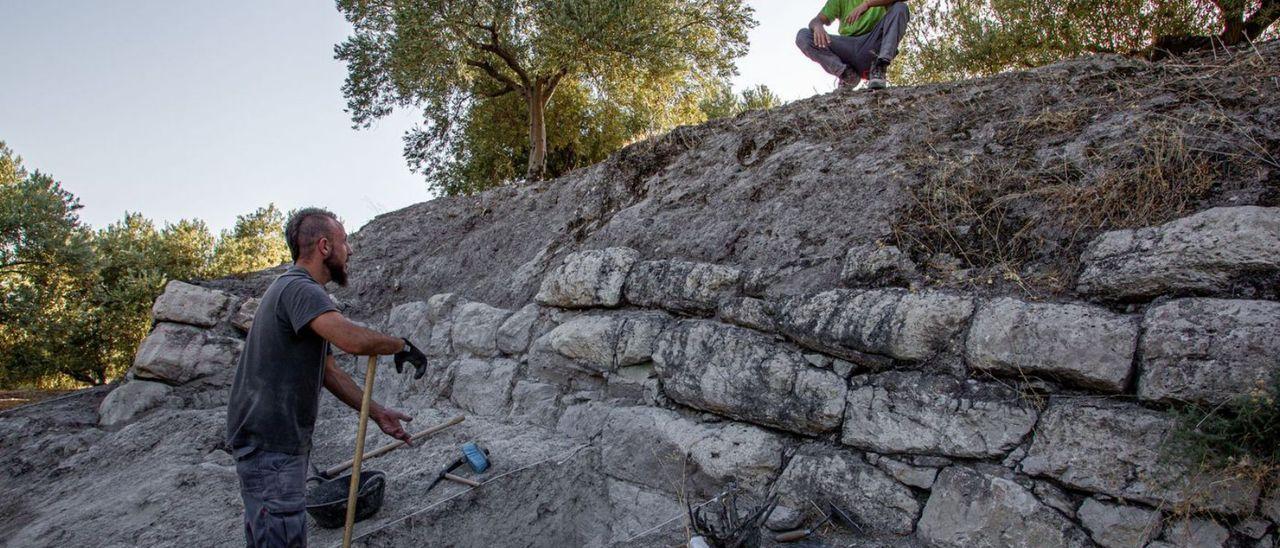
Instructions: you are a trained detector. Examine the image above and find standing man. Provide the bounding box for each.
[796,0,910,89]
[226,207,431,547]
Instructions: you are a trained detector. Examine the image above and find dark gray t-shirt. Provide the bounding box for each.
[226,266,338,455]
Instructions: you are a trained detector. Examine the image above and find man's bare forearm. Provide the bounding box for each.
[322,356,384,414]
[310,311,404,356]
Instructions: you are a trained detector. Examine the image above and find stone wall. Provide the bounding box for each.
[101,206,1280,547]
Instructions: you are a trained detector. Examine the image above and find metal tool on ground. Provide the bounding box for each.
[425,442,492,492]
[773,499,861,543]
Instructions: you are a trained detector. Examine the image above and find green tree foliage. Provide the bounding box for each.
[699,83,783,120]
[211,204,291,275]
[337,0,755,192]
[900,0,1280,83]
[0,143,291,387]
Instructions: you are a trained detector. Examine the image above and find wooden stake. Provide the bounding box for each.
[342,355,378,548]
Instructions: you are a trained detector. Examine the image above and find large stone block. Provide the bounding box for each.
[776,289,974,364]
[840,244,918,286]
[966,298,1138,392]
[509,380,561,427]
[230,298,260,333]
[546,313,669,373]
[496,304,540,354]
[1139,298,1280,405]
[449,359,518,416]
[774,445,920,535]
[132,323,237,385]
[386,300,431,348]
[601,406,784,497]
[1077,206,1280,299]
[605,479,683,545]
[535,247,639,308]
[717,296,778,333]
[151,281,233,327]
[841,371,1038,458]
[624,259,741,315]
[1077,498,1162,548]
[918,465,1091,548]
[423,293,460,357]
[98,380,172,427]
[653,320,846,435]
[1020,399,1259,515]
[451,302,513,357]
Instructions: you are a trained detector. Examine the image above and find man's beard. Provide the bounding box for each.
[325,254,349,287]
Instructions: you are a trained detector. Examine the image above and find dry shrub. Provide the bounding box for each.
[892,119,1219,291]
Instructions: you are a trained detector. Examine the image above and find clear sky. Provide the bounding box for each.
[0,1,832,233]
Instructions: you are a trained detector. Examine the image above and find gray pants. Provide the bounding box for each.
[236,449,309,548]
[795,1,910,78]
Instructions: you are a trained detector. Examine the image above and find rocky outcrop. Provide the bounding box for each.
[840,244,917,287]
[1077,206,1280,299]
[624,259,741,315]
[97,380,172,427]
[966,298,1137,391]
[1139,298,1280,405]
[150,280,233,327]
[1077,498,1162,548]
[918,465,1091,548]
[653,320,846,435]
[132,323,241,385]
[775,445,920,535]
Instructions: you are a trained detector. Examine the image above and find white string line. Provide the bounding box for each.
[339,443,593,546]
[618,490,728,544]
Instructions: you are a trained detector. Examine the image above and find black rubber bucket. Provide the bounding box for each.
[305,470,386,529]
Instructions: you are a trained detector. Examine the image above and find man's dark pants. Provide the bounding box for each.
[236,449,310,547]
[796,2,911,79]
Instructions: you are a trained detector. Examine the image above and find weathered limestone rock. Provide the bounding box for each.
[1077,498,1162,548]
[966,298,1138,392]
[873,455,939,489]
[451,302,512,357]
[424,293,460,357]
[776,289,974,364]
[1020,399,1260,515]
[151,281,232,327]
[535,247,638,308]
[624,259,742,315]
[230,298,260,333]
[1139,298,1280,405]
[509,380,561,427]
[526,334,606,390]
[1077,206,1280,299]
[918,465,1091,548]
[653,320,846,435]
[386,301,431,348]
[496,304,540,354]
[546,313,668,372]
[1161,518,1230,548]
[718,296,778,332]
[840,244,918,286]
[132,323,237,385]
[599,406,784,496]
[842,371,1038,458]
[98,381,172,427]
[775,445,920,535]
[605,479,683,545]
[449,359,517,416]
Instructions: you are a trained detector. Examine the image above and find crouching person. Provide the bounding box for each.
[225,207,430,547]
[796,0,910,89]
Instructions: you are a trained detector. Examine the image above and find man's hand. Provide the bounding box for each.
[848,2,869,24]
[372,406,414,445]
[811,24,831,49]
[393,338,430,379]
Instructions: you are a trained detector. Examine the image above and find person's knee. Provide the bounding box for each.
[888,1,910,18]
[796,28,813,49]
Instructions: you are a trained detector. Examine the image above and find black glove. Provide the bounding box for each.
[393,338,430,379]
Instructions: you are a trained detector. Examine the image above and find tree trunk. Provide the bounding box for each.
[525,86,548,181]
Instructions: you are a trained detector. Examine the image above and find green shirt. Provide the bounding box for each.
[821,0,886,37]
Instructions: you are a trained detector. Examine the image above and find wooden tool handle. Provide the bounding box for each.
[774,529,813,542]
[443,473,481,487]
[324,415,466,478]
[342,355,379,548]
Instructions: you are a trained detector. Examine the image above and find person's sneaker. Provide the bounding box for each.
[838,66,861,89]
[866,59,890,90]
